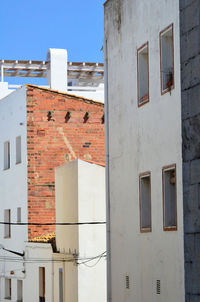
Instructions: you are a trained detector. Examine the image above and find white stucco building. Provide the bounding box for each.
[0,49,105,302]
[23,159,106,302]
[104,0,199,301]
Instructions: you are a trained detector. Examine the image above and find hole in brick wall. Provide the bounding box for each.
[83,142,91,148]
[37,130,45,137]
[83,112,90,123]
[65,111,71,123]
[102,114,104,124]
[47,111,52,121]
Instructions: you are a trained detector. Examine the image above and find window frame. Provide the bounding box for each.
[5,278,12,300]
[137,42,150,107]
[4,141,10,170]
[162,164,177,231]
[139,171,152,233]
[16,136,22,165]
[4,209,11,239]
[17,207,21,223]
[159,23,175,95]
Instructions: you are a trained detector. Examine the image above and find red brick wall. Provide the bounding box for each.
[26,85,105,239]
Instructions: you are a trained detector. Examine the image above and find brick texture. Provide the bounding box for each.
[26,85,105,239]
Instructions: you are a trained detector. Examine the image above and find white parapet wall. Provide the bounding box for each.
[55,159,107,302]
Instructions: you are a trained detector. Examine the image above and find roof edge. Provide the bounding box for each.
[26,84,104,106]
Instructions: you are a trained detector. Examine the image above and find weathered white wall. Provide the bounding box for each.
[55,159,106,302]
[0,86,28,301]
[77,160,106,302]
[24,243,53,302]
[105,0,184,301]
[55,160,78,254]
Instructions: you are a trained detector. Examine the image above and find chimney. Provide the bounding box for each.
[46,48,68,92]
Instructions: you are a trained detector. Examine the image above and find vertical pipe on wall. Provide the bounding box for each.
[104,38,112,302]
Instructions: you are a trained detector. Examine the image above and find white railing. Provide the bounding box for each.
[8,84,104,92]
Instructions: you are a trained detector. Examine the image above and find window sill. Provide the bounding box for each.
[4,236,11,239]
[163,226,177,231]
[140,228,151,233]
[161,84,174,95]
[138,95,149,107]
[4,298,11,300]
[16,162,22,165]
[3,168,10,171]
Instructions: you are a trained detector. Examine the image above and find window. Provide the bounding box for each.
[5,278,11,300]
[160,24,174,94]
[162,164,177,230]
[139,172,151,232]
[4,209,11,238]
[17,208,21,223]
[39,267,45,302]
[137,42,149,106]
[17,280,23,302]
[4,141,10,170]
[59,268,63,302]
[16,136,22,164]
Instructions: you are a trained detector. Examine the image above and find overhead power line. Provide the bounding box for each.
[0,251,107,265]
[0,221,106,226]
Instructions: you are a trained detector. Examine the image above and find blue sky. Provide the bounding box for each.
[0,0,104,84]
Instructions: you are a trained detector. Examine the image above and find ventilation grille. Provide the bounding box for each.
[156,280,161,294]
[125,275,130,289]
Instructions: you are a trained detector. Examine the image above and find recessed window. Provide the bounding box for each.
[16,136,22,164]
[162,165,177,231]
[139,172,151,232]
[137,42,149,106]
[5,278,11,300]
[17,280,23,302]
[59,268,63,302]
[17,208,21,223]
[4,141,10,170]
[39,267,45,302]
[4,209,11,238]
[160,24,174,94]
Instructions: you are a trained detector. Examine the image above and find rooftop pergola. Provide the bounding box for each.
[0,60,104,81]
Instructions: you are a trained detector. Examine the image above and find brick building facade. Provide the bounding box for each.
[26,85,105,238]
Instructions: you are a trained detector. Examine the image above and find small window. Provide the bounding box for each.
[5,278,11,300]
[17,208,21,223]
[4,141,10,170]
[137,42,149,106]
[162,165,177,230]
[16,136,22,164]
[39,267,45,302]
[4,209,11,238]
[59,268,63,302]
[139,172,151,232]
[160,24,174,94]
[17,280,23,302]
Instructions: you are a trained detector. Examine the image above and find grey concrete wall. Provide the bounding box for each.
[180,1,200,301]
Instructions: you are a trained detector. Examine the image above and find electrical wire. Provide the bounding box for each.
[0,221,106,226]
[0,251,107,264]
[77,251,106,267]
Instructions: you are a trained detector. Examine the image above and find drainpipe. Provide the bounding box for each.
[104,38,112,302]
